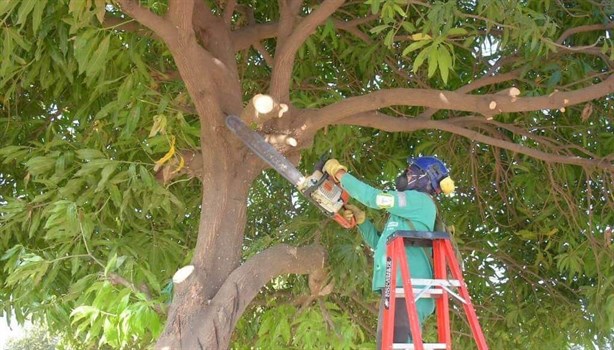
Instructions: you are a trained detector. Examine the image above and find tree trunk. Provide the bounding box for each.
[155,139,252,348]
[154,128,327,349]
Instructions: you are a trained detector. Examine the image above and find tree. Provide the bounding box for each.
[1,0,613,349]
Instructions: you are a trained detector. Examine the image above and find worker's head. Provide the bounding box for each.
[395,156,455,195]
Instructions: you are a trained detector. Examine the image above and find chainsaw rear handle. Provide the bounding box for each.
[333,211,356,229]
[314,153,332,173]
[334,187,357,229]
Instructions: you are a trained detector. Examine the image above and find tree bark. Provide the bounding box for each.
[156,243,326,349]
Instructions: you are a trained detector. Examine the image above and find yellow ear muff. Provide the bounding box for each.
[439,176,455,195]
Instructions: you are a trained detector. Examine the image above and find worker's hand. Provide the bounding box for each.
[323,159,347,181]
[343,204,366,225]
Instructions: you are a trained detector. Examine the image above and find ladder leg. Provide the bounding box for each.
[433,240,451,349]
[381,238,398,350]
[396,241,424,350]
[443,240,489,350]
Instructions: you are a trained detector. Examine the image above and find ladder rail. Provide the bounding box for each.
[433,239,451,348]
[441,239,489,350]
[381,233,489,350]
[396,238,425,350]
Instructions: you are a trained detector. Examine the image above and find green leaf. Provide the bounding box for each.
[412,45,431,73]
[402,39,431,56]
[427,45,439,78]
[1,245,24,261]
[74,30,97,74]
[401,22,416,33]
[447,27,468,36]
[96,162,117,192]
[86,35,110,77]
[105,253,118,276]
[70,305,100,323]
[139,267,161,292]
[16,0,37,26]
[437,46,452,83]
[108,184,122,208]
[25,156,56,176]
[76,149,105,160]
[31,0,48,32]
[28,212,42,238]
[516,230,537,240]
[370,0,381,14]
[0,1,19,17]
[384,29,395,47]
[370,24,389,34]
[6,27,32,51]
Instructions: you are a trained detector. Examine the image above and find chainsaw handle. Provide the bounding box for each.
[314,153,331,172]
[333,211,356,229]
[333,191,357,229]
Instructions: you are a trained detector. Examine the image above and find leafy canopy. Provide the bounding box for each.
[1,0,613,349]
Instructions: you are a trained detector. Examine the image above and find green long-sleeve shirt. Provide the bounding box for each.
[340,173,436,322]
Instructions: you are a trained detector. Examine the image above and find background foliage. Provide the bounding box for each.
[1,0,613,349]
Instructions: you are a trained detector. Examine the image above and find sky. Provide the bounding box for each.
[0,315,28,350]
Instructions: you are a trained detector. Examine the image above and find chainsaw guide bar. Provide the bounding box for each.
[225,115,356,229]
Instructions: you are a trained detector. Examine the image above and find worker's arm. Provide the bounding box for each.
[338,173,415,214]
[324,160,434,221]
[357,219,379,249]
[343,204,379,248]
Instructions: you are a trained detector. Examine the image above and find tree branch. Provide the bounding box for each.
[556,23,614,45]
[204,244,327,340]
[305,74,614,127]
[102,15,160,39]
[167,0,195,35]
[417,70,522,119]
[116,0,176,42]
[270,0,346,101]
[223,0,237,25]
[231,11,374,52]
[232,22,278,51]
[277,0,303,44]
[333,112,613,170]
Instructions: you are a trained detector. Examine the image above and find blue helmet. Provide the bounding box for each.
[396,156,455,194]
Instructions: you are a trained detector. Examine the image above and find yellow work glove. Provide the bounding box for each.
[342,204,366,225]
[323,159,347,181]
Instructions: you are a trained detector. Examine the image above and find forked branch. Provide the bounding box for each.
[116,0,176,41]
[270,0,346,100]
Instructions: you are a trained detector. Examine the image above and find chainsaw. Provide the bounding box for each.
[226,115,356,229]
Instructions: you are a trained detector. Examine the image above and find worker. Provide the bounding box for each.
[323,156,455,347]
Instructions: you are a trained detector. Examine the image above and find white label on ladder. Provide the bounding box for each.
[384,257,392,309]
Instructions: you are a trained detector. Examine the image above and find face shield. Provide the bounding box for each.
[395,165,432,192]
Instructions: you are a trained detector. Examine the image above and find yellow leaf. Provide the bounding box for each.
[542,228,559,237]
[154,136,175,172]
[410,33,432,41]
[172,153,185,174]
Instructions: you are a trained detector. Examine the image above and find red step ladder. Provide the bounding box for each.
[381,231,488,350]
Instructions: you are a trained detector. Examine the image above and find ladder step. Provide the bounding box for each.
[409,278,462,287]
[395,288,442,298]
[395,279,462,299]
[392,343,447,349]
